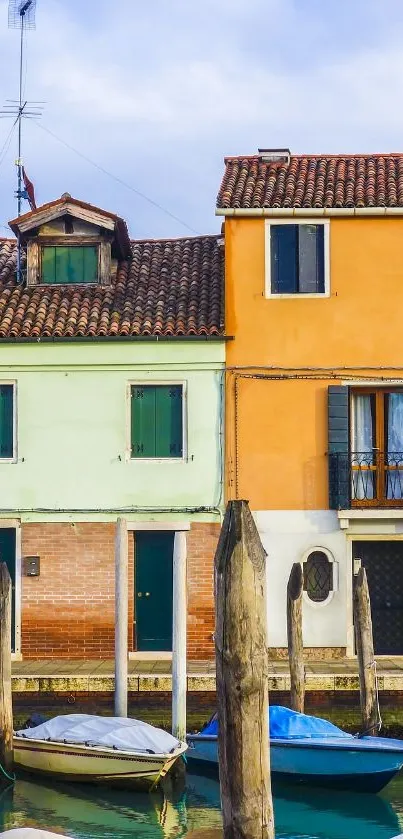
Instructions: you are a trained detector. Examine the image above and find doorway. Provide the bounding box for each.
[353,540,403,655]
[134,531,174,651]
[0,529,16,653]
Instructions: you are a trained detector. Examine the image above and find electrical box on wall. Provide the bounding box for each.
[23,555,40,577]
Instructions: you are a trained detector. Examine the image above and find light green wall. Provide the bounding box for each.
[0,341,225,522]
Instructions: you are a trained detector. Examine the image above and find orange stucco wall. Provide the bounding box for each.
[225,216,403,509]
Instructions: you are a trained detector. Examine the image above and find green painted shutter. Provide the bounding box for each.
[83,246,98,282]
[131,386,156,458]
[42,247,56,283]
[0,385,13,459]
[328,386,350,509]
[55,246,70,283]
[42,246,98,284]
[155,386,183,458]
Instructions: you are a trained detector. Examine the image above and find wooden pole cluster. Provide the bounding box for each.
[353,566,379,735]
[0,563,13,773]
[287,562,305,714]
[115,518,128,717]
[172,530,187,741]
[215,500,274,839]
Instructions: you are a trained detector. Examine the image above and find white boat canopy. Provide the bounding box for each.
[15,714,182,755]
[0,831,68,839]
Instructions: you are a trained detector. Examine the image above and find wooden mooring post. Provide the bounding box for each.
[115,518,128,717]
[0,563,13,774]
[215,500,274,839]
[353,566,379,735]
[287,562,305,713]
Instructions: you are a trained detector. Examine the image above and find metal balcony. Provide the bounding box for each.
[329,451,403,508]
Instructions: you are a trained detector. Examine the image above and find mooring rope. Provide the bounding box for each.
[372,659,383,733]
[356,660,383,736]
[0,761,16,783]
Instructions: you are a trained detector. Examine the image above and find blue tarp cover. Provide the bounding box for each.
[201,706,352,740]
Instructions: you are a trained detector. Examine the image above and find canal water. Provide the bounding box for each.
[1,771,403,839]
[0,774,403,839]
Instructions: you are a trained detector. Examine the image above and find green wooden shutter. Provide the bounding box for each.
[0,385,13,459]
[42,247,56,283]
[42,246,98,284]
[55,246,70,283]
[328,385,350,509]
[155,386,183,458]
[131,386,156,458]
[83,246,98,282]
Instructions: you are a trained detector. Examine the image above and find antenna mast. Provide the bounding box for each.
[2,0,42,282]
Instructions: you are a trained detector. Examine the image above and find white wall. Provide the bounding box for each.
[255,510,348,648]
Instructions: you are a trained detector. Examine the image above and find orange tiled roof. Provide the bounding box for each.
[217,153,403,209]
[0,235,224,339]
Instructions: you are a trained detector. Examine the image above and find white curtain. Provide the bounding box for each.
[387,393,403,499]
[352,394,374,500]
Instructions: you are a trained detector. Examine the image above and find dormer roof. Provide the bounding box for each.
[9,194,132,259]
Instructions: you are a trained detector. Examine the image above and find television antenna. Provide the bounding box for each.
[1,0,43,281]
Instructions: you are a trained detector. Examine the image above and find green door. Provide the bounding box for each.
[0,530,16,653]
[135,532,174,651]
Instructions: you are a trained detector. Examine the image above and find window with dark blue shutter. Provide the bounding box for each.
[0,385,14,459]
[131,385,183,459]
[270,223,326,295]
[328,385,350,509]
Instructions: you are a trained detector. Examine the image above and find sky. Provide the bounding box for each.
[1,0,403,239]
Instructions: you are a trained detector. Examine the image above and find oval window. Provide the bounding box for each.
[303,550,333,603]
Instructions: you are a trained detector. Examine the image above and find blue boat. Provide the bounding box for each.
[187,706,403,793]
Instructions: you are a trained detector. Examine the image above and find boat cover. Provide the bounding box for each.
[15,714,182,754]
[201,706,353,740]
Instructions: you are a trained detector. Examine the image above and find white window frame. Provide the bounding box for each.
[301,546,338,609]
[0,381,17,464]
[264,218,330,299]
[126,380,188,463]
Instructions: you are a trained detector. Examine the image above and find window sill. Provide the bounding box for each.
[338,509,403,528]
[128,457,187,463]
[35,282,100,288]
[265,292,330,299]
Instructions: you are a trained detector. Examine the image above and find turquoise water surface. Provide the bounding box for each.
[1,771,403,839]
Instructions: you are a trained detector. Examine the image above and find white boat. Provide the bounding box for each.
[13,714,187,790]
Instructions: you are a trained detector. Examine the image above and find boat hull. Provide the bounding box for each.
[186,734,403,793]
[14,736,185,790]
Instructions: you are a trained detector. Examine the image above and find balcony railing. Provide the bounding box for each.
[330,451,403,507]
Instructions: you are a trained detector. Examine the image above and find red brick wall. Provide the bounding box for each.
[21,523,134,658]
[187,523,219,660]
[21,521,217,660]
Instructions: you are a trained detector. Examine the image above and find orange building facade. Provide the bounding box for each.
[219,150,403,657]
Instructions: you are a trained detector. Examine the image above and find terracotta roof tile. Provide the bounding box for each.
[0,236,224,339]
[217,153,403,209]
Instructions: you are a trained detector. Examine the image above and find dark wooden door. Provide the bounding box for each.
[135,531,174,651]
[0,529,16,653]
[353,541,403,654]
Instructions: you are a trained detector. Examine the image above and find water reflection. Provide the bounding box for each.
[0,771,401,839]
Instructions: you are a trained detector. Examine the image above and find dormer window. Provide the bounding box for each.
[8,194,131,288]
[41,245,98,285]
